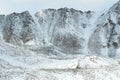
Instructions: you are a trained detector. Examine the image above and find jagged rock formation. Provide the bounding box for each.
[89,1,120,57]
[2,11,36,45]
[0,1,120,57]
[35,8,94,54]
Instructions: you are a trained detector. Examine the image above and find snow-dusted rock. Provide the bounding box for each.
[2,11,36,45]
[89,0,120,57]
[78,56,118,69]
[35,8,94,54]
[1,1,120,57]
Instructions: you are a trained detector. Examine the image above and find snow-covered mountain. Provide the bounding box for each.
[35,8,95,54]
[1,1,120,80]
[89,0,120,57]
[1,11,37,45]
[0,9,105,55]
[0,5,119,57]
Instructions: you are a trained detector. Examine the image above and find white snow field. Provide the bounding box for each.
[0,41,120,80]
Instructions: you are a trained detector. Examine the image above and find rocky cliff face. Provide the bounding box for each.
[35,8,94,54]
[1,11,36,45]
[89,1,120,57]
[1,1,120,57]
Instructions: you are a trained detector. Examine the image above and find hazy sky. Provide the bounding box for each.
[0,0,119,14]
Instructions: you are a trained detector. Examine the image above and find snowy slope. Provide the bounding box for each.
[0,41,120,80]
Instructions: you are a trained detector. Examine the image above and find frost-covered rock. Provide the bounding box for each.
[89,0,120,57]
[2,11,36,45]
[35,8,94,53]
[1,1,120,57]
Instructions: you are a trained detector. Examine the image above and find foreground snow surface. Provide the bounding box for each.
[0,42,120,80]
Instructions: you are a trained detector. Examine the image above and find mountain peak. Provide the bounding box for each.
[109,0,120,14]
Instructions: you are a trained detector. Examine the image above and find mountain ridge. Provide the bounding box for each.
[0,1,120,57]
